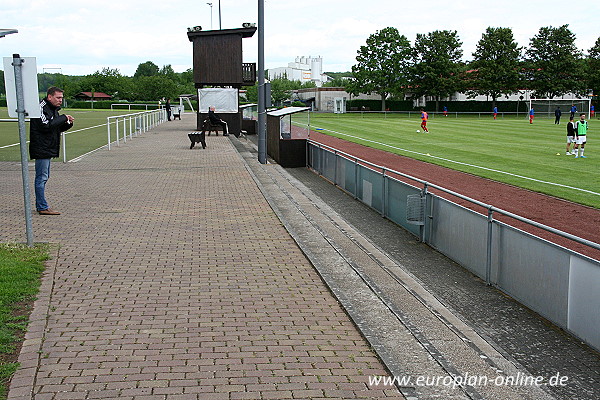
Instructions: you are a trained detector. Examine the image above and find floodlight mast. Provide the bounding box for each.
[0,28,18,38]
[218,0,222,29]
[206,3,213,30]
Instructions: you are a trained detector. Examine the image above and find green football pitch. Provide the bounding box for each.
[2,108,598,208]
[304,113,599,209]
[0,108,135,162]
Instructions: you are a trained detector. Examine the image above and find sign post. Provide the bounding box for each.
[3,54,40,246]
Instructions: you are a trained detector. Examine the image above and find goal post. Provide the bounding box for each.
[528,98,591,119]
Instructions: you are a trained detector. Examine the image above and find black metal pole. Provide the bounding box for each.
[218,0,222,29]
[257,0,266,164]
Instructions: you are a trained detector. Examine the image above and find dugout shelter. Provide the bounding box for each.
[267,107,310,167]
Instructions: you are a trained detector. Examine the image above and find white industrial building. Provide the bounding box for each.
[267,56,330,87]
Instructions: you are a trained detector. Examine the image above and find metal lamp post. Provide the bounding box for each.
[218,0,222,29]
[0,28,18,38]
[206,3,213,30]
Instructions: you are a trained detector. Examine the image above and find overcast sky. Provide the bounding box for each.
[1,0,599,77]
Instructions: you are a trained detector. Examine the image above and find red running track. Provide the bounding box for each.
[308,130,600,261]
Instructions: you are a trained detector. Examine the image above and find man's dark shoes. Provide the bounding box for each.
[38,208,61,215]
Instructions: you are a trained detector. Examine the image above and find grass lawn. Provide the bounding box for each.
[306,113,600,209]
[0,243,49,400]
[0,107,138,162]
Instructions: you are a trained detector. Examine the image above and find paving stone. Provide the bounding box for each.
[1,115,404,400]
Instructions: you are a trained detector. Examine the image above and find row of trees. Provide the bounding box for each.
[2,24,598,109]
[0,61,195,102]
[347,25,600,111]
[0,60,327,106]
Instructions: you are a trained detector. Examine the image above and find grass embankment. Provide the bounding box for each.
[0,243,49,399]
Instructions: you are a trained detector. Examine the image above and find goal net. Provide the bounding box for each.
[529,98,591,119]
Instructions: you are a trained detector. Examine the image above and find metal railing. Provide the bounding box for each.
[343,110,561,119]
[110,103,163,111]
[107,108,166,150]
[2,108,167,162]
[307,140,600,351]
[242,63,257,84]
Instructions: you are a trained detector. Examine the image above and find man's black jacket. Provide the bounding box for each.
[29,98,72,159]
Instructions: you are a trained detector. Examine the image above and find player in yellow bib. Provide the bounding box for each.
[574,113,589,158]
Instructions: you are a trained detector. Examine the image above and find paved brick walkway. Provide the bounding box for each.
[0,115,403,400]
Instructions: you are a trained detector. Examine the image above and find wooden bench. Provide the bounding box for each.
[203,118,222,136]
[171,106,183,120]
[188,132,206,149]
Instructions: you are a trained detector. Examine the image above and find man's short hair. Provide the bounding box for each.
[47,86,64,96]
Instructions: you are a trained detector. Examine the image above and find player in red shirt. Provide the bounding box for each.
[420,109,429,133]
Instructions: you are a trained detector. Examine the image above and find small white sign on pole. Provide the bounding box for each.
[3,56,40,118]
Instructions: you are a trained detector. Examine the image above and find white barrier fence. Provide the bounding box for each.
[106,108,166,150]
[110,103,162,111]
[1,108,167,162]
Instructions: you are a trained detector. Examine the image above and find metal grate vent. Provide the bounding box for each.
[406,194,425,225]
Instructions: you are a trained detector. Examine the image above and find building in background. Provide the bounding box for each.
[268,56,330,87]
[295,87,381,112]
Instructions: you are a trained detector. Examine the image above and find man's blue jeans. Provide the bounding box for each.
[34,158,51,211]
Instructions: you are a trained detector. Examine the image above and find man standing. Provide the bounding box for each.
[493,106,498,120]
[566,116,576,155]
[29,87,74,215]
[420,108,429,133]
[554,107,562,124]
[574,113,588,158]
[165,98,172,121]
[570,104,577,119]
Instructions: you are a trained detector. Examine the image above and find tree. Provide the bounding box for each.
[322,76,347,88]
[586,37,600,101]
[411,30,464,111]
[80,68,133,99]
[244,83,258,103]
[134,61,159,78]
[346,27,413,111]
[132,75,177,101]
[55,74,83,99]
[524,25,585,98]
[159,64,176,80]
[270,78,297,106]
[467,27,522,107]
